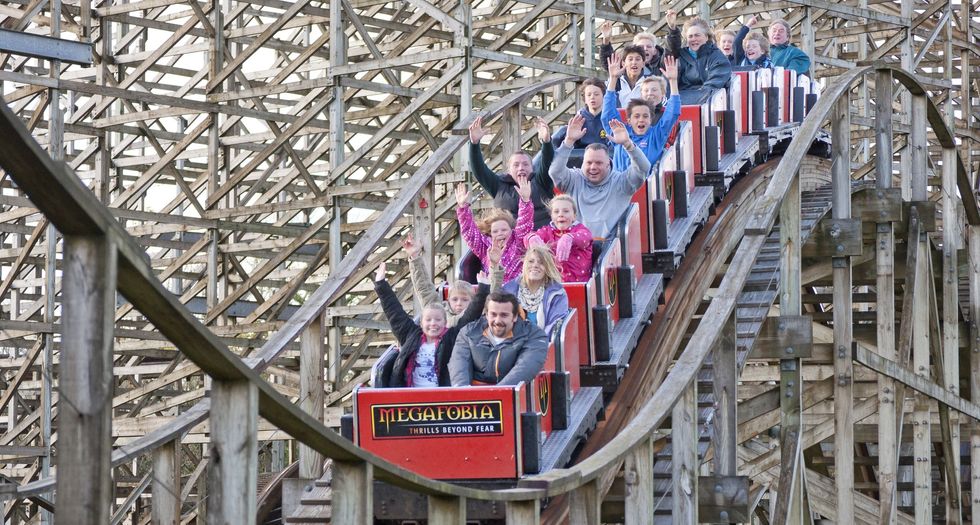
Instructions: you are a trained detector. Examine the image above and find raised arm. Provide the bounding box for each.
[374,265,419,345]
[456,184,489,259]
[402,233,440,307]
[550,114,587,191]
[468,116,501,197]
[513,179,536,240]
[733,19,752,64]
[598,21,614,71]
[601,86,622,137]
[534,117,556,196]
[665,10,682,58]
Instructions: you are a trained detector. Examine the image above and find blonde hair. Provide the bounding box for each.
[632,32,658,47]
[548,194,578,218]
[522,245,564,286]
[682,17,714,43]
[640,75,667,94]
[421,302,447,321]
[744,32,770,55]
[714,28,736,40]
[447,280,474,299]
[477,208,515,234]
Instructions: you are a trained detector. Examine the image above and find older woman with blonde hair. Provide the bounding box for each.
[664,11,732,97]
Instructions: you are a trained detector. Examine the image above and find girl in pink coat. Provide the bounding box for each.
[456,178,534,282]
[525,194,594,282]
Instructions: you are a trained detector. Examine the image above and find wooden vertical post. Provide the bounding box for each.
[941,145,962,522]
[910,95,931,525]
[428,495,466,525]
[775,171,808,524]
[333,461,373,523]
[583,0,595,68]
[152,440,181,525]
[711,315,737,477]
[505,499,540,524]
[625,436,654,524]
[455,0,473,177]
[569,479,601,525]
[831,93,854,525]
[207,379,258,525]
[327,0,347,390]
[299,314,325,480]
[500,105,522,165]
[875,68,899,525]
[969,225,980,525]
[672,381,698,523]
[55,235,116,525]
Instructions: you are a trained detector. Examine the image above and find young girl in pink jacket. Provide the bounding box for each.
[456,178,534,282]
[525,195,594,282]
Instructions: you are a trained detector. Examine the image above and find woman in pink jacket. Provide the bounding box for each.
[525,194,593,282]
[456,178,534,282]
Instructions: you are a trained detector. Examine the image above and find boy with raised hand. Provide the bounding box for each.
[602,55,682,172]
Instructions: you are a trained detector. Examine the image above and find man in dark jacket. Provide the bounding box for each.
[469,116,556,229]
[665,11,732,104]
[375,262,490,387]
[449,292,549,387]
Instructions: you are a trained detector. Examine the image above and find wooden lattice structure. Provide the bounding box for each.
[0,0,978,522]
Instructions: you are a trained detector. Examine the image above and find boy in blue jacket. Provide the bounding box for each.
[602,55,682,172]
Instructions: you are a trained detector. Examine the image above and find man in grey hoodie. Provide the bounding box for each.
[549,114,652,239]
[449,292,549,387]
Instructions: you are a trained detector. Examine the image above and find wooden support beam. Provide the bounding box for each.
[874,66,899,525]
[151,440,180,525]
[910,94,932,525]
[831,92,854,525]
[941,144,963,523]
[299,314,325,479]
[853,345,980,420]
[207,379,258,525]
[332,461,373,524]
[505,499,540,524]
[624,436,654,524]
[711,315,737,477]
[569,479,600,525]
[428,495,465,525]
[672,381,698,523]
[54,235,116,525]
[969,225,980,525]
[775,170,810,523]
[500,104,522,166]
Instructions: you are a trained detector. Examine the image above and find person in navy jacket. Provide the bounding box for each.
[550,79,611,149]
[601,55,682,172]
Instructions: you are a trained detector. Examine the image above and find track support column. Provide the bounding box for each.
[55,235,116,525]
[831,92,854,525]
[672,380,698,523]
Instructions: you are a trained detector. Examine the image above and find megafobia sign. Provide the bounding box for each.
[371,401,504,439]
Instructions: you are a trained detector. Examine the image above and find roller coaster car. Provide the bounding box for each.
[351,310,582,480]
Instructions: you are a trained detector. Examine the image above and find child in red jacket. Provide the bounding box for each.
[525,195,594,282]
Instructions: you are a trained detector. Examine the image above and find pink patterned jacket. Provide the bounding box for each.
[458,199,534,282]
[528,222,594,282]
